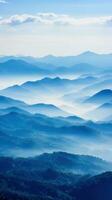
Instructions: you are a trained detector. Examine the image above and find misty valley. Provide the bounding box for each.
[0,52,112,200]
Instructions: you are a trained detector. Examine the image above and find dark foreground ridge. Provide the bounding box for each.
[0,152,112,200]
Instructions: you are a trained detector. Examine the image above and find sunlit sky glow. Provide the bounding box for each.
[0,0,112,56]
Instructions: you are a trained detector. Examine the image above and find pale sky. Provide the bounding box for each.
[0,0,112,56]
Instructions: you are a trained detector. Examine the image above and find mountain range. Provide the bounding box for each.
[0,52,112,78]
[0,51,112,199]
[1,51,112,68]
[0,95,69,117]
[0,76,99,103]
[0,96,112,159]
[0,59,51,76]
[36,51,112,67]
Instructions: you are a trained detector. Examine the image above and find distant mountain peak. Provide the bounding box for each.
[85,89,112,105]
[4,59,28,65]
[99,89,112,93]
[94,89,112,97]
[80,51,98,56]
[42,54,56,59]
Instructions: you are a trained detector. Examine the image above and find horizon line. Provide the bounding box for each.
[0,50,112,58]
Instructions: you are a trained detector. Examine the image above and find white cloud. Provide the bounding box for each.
[0,0,7,3]
[0,13,112,27]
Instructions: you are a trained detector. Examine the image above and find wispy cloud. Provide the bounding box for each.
[0,0,7,3]
[0,13,112,27]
